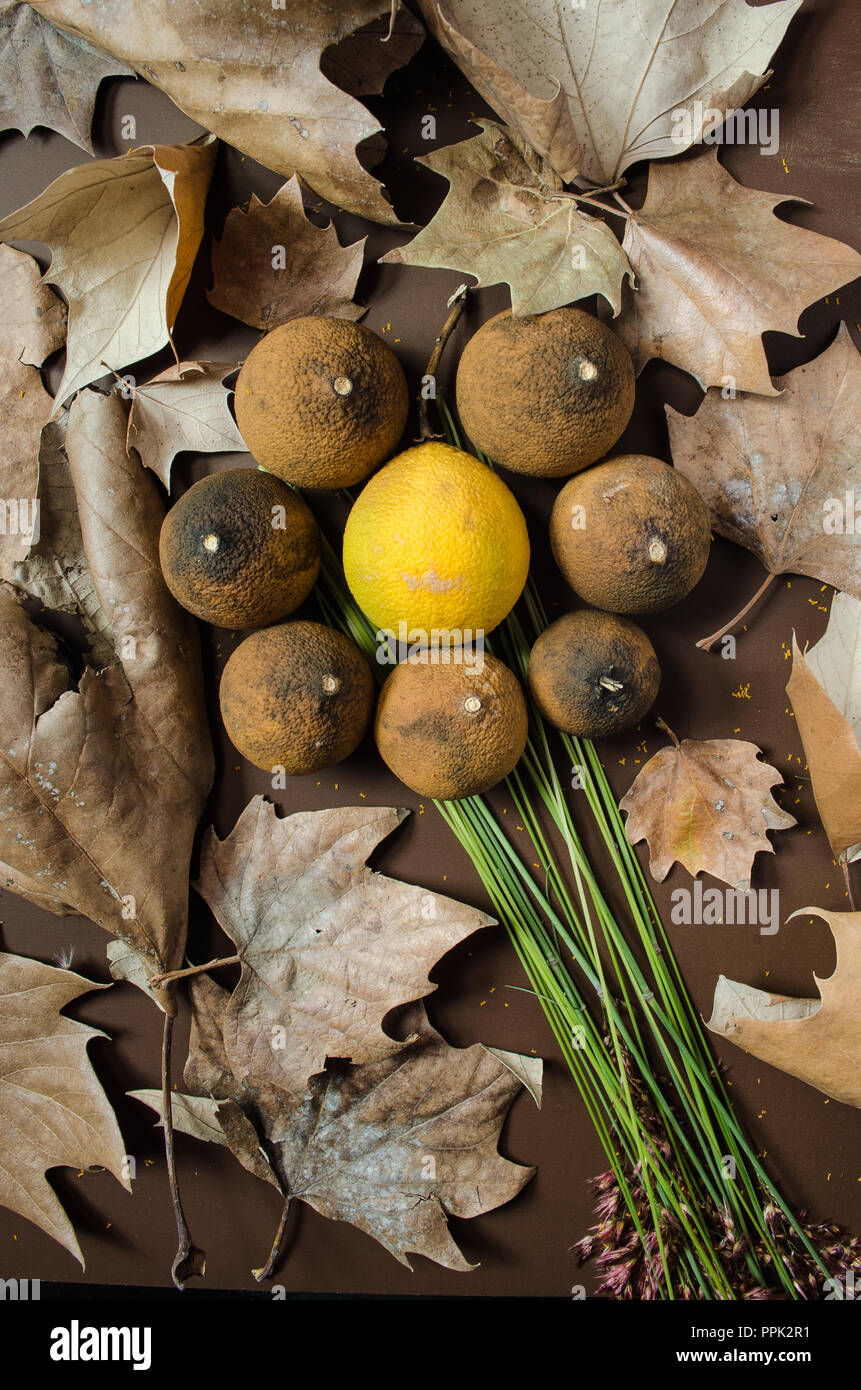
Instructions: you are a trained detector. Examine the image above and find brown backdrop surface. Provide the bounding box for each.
[0,0,859,1297]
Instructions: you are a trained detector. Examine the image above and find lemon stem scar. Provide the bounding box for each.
[648,536,668,564]
[577,358,599,381]
[599,676,624,693]
[202,533,220,552]
[463,695,482,713]
[322,675,341,694]
[333,376,353,397]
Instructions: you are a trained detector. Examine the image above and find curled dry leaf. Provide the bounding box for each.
[0,136,217,408]
[0,389,213,1011]
[620,731,795,890]
[126,362,246,490]
[0,0,135,151]
[787,595,861,864]
[418,0,800,186]
[707,908,861,1107]
[0,950,129,1263]
[133,989,540,1273]
[381,121,633,317]
[193,797,493,1100]
[31,0,424,223]
[618,151,861,395]
[208,177,366,332]
[667,325,861,643]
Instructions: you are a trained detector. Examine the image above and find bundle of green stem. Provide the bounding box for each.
[315,400,858,1300]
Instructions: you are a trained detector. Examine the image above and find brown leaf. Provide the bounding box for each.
[787,614,861,864]
[125,362,246,490]
[382,121,633,317]
[194,797,493,1099]
[0,0,135,151]
[620,733,795,889]
[134,1000,539,1272]
[208,178,366,332]
[0,950,129,1262]
[0,137,217,407]
[418,0,800,186]
[707,909,861,1107]
[618,151,861,394]
[667,324,861,599]
[0,243,66,366]
[0,389,213,1010]
[31,0,424,224]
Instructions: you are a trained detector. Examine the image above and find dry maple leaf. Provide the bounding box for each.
[418,0,800,187]
[31,0,424,224]
[787,596,861,865]
[0,0,135,151]
[667,324,861,648]
[617,151,861,395]
[132,993,540,1274]
[0,950,130,1263]
[125,362,246,490]
[0,136,217,408]
[707,908,861,1107]
[208,177,366,332]
[620,727,795,889]
[382,121,633,317]
[189,797,493,1100]
[0,388,213,1011]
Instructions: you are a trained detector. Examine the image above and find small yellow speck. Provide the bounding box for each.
[479,999,486,1006]
[334,783,339,790]
[781,157,790,173]
[359,791,366,799]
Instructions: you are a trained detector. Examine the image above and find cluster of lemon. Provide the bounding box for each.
[159,310,710,800]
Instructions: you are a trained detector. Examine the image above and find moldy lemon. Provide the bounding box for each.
[550,454,711,613]
[375,654,528,800]
[159,468,319,628]
[343,441,529,637]
[220,620,374,774]
[234,316,409,489]
[456,307,635,477]
[528,610,660,740]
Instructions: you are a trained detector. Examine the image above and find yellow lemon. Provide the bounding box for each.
[343,442,530,637]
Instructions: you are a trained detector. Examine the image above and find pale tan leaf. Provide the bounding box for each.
[195,797,493,1099]
[382,121,633,317]
[0,951,129,1263]
[803,592,861,746]
[130,1089,227,1146]
[0,0,135,152]
[707,909,861,1107]
[0,137,217,407]
[32,0,424,223]
[418,0,800,186]
[667,325,861,596]
[787,633,861,864]
[619,152,861,394]
[482,1046,543,1108]
[208,178,366,332]
[126,362,246,490]
[620,733,795,889]
[0,389,213,1010]
[0,243,66,365]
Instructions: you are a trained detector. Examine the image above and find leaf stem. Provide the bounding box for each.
[253,1196,293,1282]
[162,1010,206,1289]
[152,954,241,988]
[696,572,778,651]
[417,283,470,441]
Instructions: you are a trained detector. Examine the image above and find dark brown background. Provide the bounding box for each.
[0,0,859,1297]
